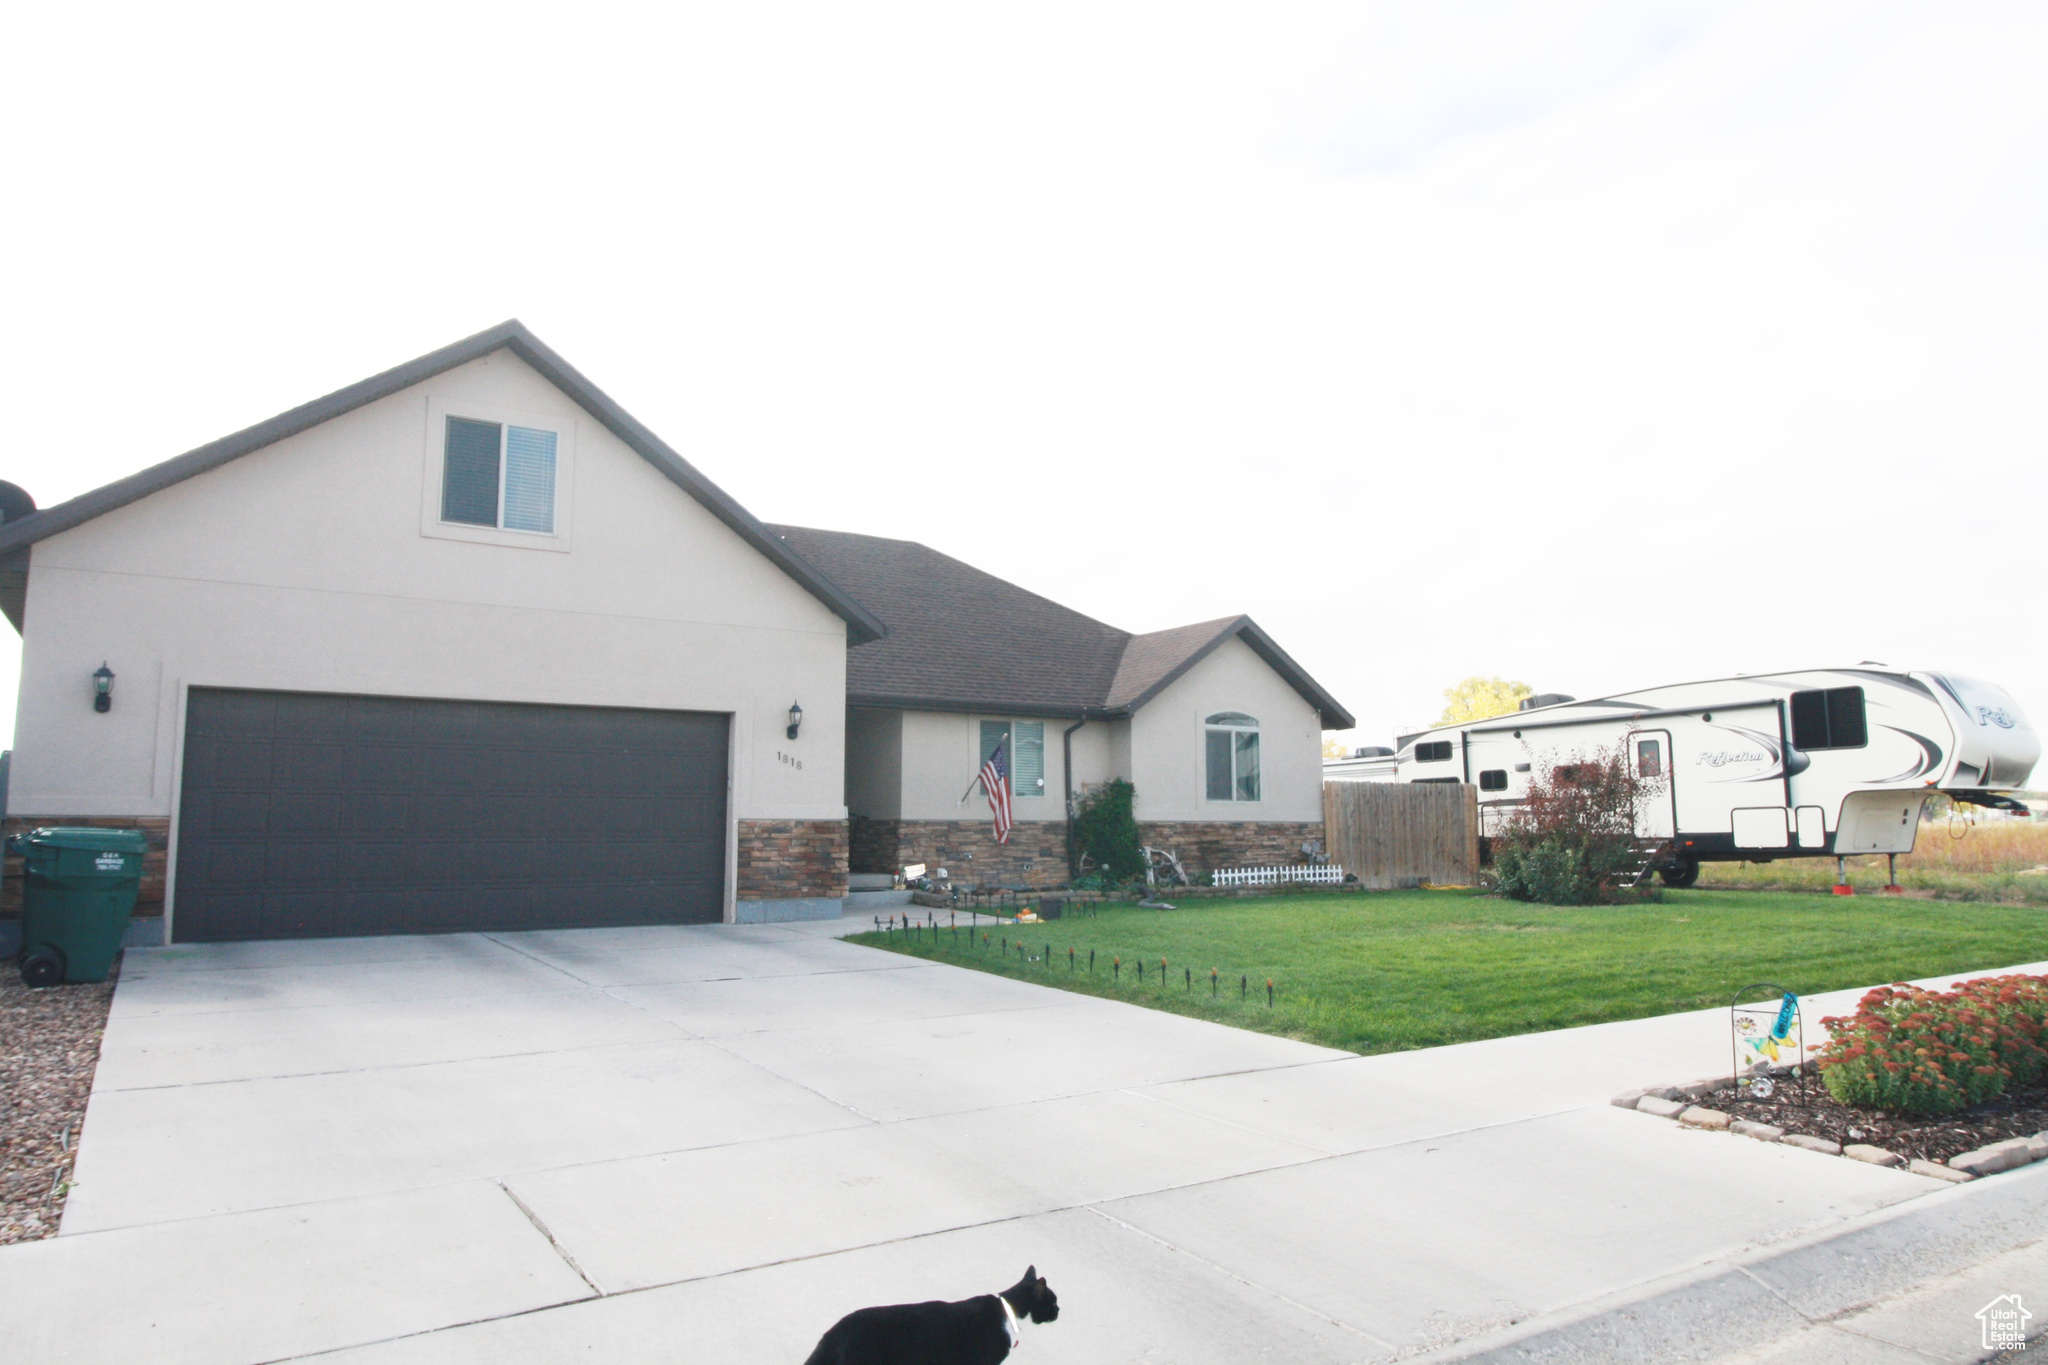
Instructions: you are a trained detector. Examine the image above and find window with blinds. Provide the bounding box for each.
[441,417,558,533]
[979,720,1047,798]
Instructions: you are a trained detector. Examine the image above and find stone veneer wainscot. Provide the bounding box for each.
[736,818,849,922]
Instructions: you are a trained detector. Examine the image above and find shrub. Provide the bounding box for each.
[1491,744,1656,905]
[1817,974,2048,1114]
[1072,779,1143,883]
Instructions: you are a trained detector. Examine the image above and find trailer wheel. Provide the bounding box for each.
[1659,860,1700,889]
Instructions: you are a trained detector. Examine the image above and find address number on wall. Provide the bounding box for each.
[778,750,803,770]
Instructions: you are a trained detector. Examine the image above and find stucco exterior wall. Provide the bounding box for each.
[8,350,848,920]
[845,707,903,818]
[894,709,1072,824]
[857,638,1320,831]
[1126,636,1325,824]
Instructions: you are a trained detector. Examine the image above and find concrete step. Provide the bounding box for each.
[845,889,913,909]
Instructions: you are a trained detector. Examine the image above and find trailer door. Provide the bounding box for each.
[1630,730,1676,839]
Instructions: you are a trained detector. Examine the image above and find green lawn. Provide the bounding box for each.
[848,888,2048,1055]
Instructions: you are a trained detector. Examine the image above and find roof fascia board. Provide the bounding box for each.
[847,693,1109,721]
[1115,617,1355,729]
[500,332,886,644]
[0,321,887,646]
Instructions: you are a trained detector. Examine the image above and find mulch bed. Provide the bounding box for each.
[1,961,117,1244]
[1721,1069,2048,1165]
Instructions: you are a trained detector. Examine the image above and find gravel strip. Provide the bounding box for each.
[1,959,117,1244]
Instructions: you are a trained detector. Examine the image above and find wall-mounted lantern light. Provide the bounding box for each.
[93,662,115,713]
[786,701,803,740]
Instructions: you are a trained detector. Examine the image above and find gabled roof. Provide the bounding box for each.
[770,525,1353,728]
[0,321,886,644]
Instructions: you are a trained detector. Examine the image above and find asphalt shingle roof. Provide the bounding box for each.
[769,525,1352,727]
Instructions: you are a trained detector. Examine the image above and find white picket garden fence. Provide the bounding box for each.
[1211,864,1347,888]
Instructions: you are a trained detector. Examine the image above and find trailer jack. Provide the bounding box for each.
[1881,852,1904,895]
[1832,856,1854,896]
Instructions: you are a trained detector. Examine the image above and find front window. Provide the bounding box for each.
[442,416,558,534]
[980,720,1046,798]
[1205,712,1260,801]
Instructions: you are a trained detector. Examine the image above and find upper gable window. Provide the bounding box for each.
[1205,712,1260,802]
[442,417,558,534]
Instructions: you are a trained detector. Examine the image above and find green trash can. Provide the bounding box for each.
[11,827,148,987]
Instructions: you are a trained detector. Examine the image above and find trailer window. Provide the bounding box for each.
[1479,769,1508,791]
[1636,739,1662,778]
[1790,687,1868,750]
[1415,741,1454,763]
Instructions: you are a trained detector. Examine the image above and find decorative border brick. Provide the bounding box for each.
[1614,1067,2048,1183]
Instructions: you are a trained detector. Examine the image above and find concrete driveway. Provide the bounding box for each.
[8,917,2034,1364]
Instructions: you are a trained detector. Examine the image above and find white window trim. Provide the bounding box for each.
[420,394,577,552]
[1200,711,1263,804]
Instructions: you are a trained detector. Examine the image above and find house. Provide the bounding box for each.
[0,322,1349,944]
[772,527,1351,887]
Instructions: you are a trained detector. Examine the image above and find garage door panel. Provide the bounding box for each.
[211,739,280,786]
[175,689,731,942]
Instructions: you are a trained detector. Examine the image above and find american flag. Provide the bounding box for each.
[978,738,1013,844]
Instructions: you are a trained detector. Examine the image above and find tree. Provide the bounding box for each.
[1321,736,1354,760]
[1438,676,1532,725]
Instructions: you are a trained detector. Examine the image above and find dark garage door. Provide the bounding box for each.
[174,688,729,942]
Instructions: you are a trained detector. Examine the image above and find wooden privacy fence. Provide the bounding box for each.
[1323,781,1480,889]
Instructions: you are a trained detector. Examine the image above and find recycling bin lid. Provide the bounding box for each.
[21,826,149,853]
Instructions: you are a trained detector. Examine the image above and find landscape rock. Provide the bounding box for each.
[1980,1138,2041,1168]
[1635,1096,1686,1119]
[1909,1158,1974,1184]
[1780,1134,1842,1155]
[1679,1106,1731,1129]
[1843,1144,1903,1167]
[1731,1120,1784,1142]
[1673,1077,1735,1102]
[1610,1089,1649,1109]
[1947,1146,2023,1177]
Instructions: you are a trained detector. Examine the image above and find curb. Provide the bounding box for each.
[1414,1161,2048,1363]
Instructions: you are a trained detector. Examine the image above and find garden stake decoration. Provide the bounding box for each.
[1241,975,1247,1000]
[1185,967,1191,992]
[1730,982,1807,1103]
[1160,958,1168,990]
[1267,979,1274,1008]
[1090,949,1096,974]
[1114,956,1121,981]
[1069,948,1075,972]
[1211,968,1218,997]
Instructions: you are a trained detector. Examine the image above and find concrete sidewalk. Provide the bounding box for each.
[7,914,2041,1364]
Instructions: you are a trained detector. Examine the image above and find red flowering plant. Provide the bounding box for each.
[1816,975,2048,1115]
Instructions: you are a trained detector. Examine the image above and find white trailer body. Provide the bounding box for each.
[1390,668,2037,877]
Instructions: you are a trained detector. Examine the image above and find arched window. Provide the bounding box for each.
[1204,712,1260,802]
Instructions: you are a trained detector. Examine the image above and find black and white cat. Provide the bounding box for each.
[802,1266,1060,1364]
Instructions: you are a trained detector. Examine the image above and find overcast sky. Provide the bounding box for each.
[4,2,2044,751]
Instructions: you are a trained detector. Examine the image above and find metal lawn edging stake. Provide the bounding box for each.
[1730,982,1807,1104]
[1240,974,1247,1000]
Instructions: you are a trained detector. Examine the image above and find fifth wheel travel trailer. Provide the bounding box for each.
[1384,667,2039,887]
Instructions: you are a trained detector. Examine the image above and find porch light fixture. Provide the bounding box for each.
[786,701,803,740]
[93,662,115,713]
